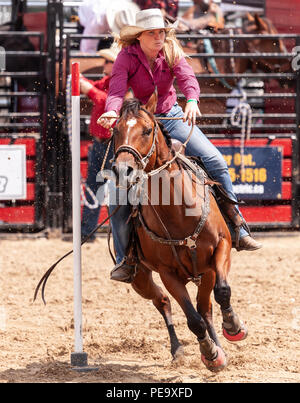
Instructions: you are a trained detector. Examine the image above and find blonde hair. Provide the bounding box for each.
[114,28,188,69]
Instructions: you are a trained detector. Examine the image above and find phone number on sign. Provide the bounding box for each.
[228,167,267,183]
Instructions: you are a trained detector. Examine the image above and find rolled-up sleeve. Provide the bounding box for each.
[105,51,130,113]
[87,86,106,109]
[172,57,200,101]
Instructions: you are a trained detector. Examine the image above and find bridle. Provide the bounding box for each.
[111,113,195,181]
[113,112,159,172]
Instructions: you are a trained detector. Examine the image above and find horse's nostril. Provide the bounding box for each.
[112,163,119,177]
[127,166,134,177]
[112,163,134,181]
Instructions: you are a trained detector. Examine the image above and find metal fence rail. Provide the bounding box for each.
[0,31,46,231]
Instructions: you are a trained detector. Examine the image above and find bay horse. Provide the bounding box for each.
[181,13,290,117]
[111,91,247,372]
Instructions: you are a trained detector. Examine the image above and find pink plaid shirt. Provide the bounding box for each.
[105,43,200,115]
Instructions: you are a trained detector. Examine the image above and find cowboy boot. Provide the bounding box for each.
[237,235,262,251]
[110,257,137,283]
[110,236,138,283]
[218,199,262,251]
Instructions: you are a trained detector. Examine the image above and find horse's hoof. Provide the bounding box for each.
[172,345,185,364]
[223,322,248,342]
[201,346,227,372]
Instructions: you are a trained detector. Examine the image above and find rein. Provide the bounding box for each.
[105,115,196,179]
[147,120,195,178]
[33,204,121,304]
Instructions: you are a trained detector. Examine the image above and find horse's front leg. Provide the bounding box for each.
[213,237,248,342]
[131,264,183,360]
[159,270,227,372]
[196,271,222,348]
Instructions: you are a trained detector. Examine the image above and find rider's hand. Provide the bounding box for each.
[183,100,201,125]
[97,111,118,129]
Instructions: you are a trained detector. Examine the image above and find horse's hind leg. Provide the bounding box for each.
[213,237,248,342]
[131,264,183,360]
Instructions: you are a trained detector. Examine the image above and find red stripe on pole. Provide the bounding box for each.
[72,62,80,96]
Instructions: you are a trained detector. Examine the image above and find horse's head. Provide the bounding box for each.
[112,90,171,187]
[244,13,289,73]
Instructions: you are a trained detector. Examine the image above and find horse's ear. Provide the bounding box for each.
[144,89,158,115]
[254,14,268,32]
[124,88,135,101]
[246,13,255,22]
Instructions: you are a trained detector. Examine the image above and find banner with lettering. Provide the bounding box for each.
[218,146,283,200]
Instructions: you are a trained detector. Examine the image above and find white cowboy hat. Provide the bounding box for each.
[106,1,140,34]
[120,8,178,40]
[97,43,121,62]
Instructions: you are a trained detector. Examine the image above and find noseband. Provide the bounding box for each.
[113,117,159,171]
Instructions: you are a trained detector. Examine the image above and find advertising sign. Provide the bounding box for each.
[219,146,283,200]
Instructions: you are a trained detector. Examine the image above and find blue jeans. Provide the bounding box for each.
[109,103,248,263]
[108,179,133,264]
[81,139,114,238]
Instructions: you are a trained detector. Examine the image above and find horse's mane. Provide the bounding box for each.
[120,98,172,149]
[120,97,142,120]
[157,121,172,149]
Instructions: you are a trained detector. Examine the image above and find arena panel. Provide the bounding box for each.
[0,206,35,224]
[0,138,43,229]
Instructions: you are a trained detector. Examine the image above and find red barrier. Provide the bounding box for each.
[0,138,37,225]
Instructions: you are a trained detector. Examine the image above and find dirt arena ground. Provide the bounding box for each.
[0,232,299,383]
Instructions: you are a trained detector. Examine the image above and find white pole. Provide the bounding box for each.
[70,62,87,367]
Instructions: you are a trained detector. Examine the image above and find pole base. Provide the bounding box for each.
[70,352,99,372]
[71,351,88,367]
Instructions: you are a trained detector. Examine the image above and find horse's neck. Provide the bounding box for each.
[144,129,181,204]
[143,154,203,228]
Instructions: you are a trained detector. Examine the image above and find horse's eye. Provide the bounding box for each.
[143,128,152,136]
[113,127,119,136]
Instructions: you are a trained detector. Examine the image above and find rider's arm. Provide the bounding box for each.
[105,50,130,114]
[172,57,201,125]
[172,57,200,101]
